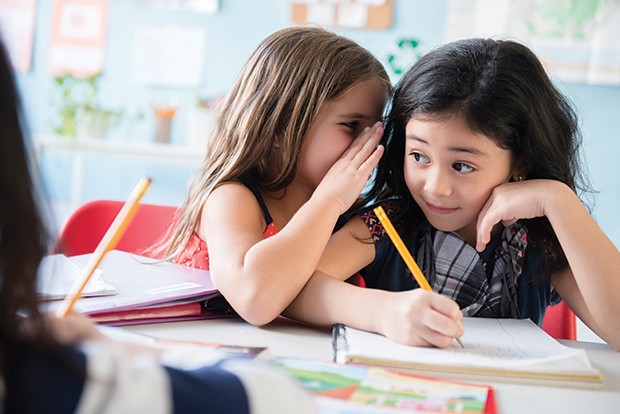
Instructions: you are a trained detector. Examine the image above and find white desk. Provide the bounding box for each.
[127,318,620,414]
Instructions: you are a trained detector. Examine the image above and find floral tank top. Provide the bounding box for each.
[177,180,279,270]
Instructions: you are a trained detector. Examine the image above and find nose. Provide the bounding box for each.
[423,166,453,197]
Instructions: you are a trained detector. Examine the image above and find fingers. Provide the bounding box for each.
[46,310,106,344]
[344,122,384,166]
[425,294,463,347]
[392,290,463,348]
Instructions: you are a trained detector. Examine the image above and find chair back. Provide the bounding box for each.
[542,301,576,340]
[54,199,179,257]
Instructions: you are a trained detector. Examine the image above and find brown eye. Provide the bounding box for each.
[453,162,474,173]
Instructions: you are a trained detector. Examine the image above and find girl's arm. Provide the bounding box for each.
[284,217,463,348]
[203,125,384,325]
[476,180,620,350]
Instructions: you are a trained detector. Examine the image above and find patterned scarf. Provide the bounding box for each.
[416,222,528,318]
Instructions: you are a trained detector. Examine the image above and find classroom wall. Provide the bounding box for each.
[13,0,620,250]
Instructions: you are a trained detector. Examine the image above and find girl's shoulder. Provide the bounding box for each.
[206,181,262,209]
[203,180,275,233]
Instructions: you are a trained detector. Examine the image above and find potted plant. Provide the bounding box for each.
[51,73,125,139]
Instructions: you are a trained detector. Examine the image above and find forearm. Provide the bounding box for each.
[283,271,388,333]
[547,183,620,347]
[219,197,344,325]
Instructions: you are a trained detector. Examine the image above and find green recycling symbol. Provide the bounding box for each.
[386,38,424,77]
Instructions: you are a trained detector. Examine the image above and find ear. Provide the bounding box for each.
[511,159,532,181]
[273,136,281,149]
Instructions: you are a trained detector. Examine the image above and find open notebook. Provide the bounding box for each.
[333,318,603,389]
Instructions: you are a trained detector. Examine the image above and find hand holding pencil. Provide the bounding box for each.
[55,177,152,318]
[373,206,465,348]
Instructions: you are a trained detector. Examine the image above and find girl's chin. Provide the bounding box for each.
[425,217,465,235]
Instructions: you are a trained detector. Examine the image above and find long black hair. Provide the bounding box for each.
[366,38,588,276]
[0,39,54,372]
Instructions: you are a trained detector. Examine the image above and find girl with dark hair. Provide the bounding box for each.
[0,39,315,413]
[285,38,620,351]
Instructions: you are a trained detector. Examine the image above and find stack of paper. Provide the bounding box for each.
[42,250,234,325]
[37,254,117,300]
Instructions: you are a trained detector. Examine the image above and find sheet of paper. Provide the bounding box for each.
[345,318,593,373]
[60,250,219,313]
[132,25,206,87]
[37,254,116,300]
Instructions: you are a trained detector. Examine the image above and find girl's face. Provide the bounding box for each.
[295,78,387,191]
[404,115,514,245]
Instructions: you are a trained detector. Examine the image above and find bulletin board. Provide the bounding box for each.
[292,0,392,30]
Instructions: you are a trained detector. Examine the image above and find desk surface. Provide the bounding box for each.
[127,318,620,414]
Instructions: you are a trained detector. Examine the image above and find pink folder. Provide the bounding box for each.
[57,250,235,325]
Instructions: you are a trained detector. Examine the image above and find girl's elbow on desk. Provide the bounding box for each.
[218,283,284,326]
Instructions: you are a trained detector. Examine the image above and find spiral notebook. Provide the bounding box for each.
[332,318,603,389]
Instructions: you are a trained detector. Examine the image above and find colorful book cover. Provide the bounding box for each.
[271,357,495,414]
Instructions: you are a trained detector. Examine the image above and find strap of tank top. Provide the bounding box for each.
[238,176,274,226]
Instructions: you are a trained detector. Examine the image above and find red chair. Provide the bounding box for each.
[542,301,576,340]
[54,199,179,257]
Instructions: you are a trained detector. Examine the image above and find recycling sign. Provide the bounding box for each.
[386,38,424,77]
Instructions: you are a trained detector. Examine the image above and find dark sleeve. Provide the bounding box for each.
[4,344,85,414]
[357,201,419,292]
[517,245,561,325]
[164,362,250,414]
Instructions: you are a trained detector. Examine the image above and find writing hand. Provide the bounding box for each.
[379,289,463,348]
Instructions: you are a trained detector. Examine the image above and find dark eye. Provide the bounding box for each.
[453,162,474,173]
[342,121,360,131]
[411,151,430,164]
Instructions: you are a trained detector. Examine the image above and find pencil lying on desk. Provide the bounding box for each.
[55,177,152,318]
[373,206,465,348]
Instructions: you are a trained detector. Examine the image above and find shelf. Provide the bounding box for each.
[33,134,201,208]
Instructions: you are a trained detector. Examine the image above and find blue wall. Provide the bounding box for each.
[14,0,620,246]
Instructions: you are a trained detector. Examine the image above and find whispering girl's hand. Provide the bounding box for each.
[475,179,564,252]
[312,122,384,215]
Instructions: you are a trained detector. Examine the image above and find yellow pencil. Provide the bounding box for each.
[373,206,464,348]
[55,177,152,318]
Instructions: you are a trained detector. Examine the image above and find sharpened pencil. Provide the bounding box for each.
[55,177,152,318]
[373,206,465,348]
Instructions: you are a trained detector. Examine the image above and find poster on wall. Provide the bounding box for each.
[0,0,37,72]
[291,0,392,29]
[132,25,206,87]
[133,0,218,14]
[445,0,620,85]
[48,0,109,77]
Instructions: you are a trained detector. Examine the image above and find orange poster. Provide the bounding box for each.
[48,0,108,76]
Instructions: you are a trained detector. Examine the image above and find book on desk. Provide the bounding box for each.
[333,318,603,389]
[41,250,237,325]
[272,357,497,414]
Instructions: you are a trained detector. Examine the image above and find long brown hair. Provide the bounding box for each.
[163,26,390,259]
